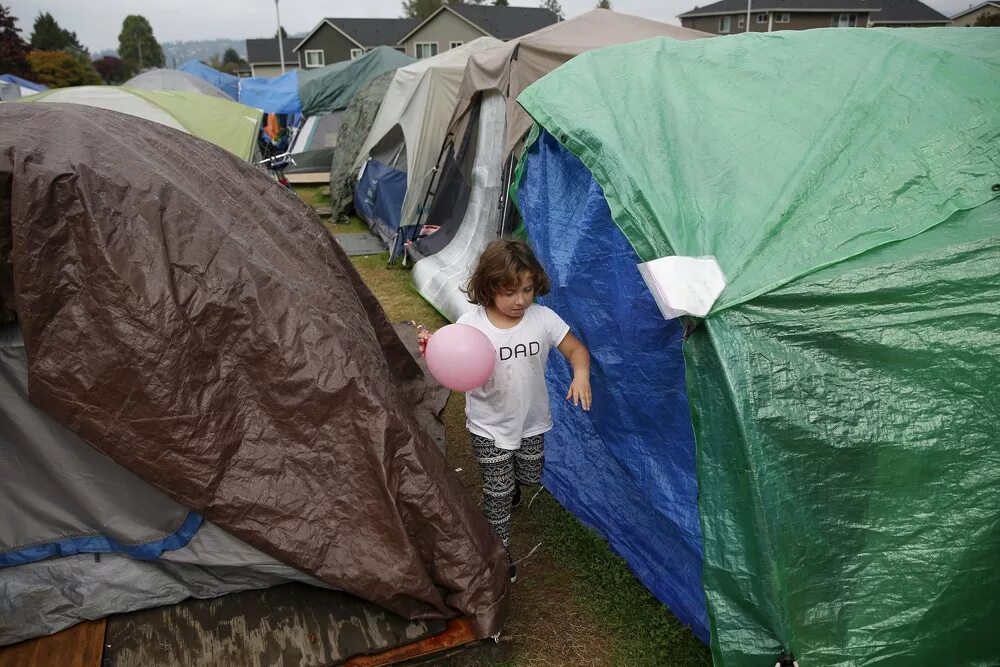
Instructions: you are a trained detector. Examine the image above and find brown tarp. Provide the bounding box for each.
[0,103,509,637]
[447,8,709,159]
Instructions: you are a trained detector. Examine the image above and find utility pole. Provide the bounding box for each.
[275,0,286,74]
[746,0,751,31]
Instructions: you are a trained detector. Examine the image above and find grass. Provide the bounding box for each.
[347,248,711,667]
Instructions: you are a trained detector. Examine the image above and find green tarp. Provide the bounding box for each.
[298,46,414,117]
[517,28,1000,665]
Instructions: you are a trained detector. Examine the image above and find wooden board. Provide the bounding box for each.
[345,617,477,667]
[286,172,330,185]
[0,619,106,667]
[103,583,446,667]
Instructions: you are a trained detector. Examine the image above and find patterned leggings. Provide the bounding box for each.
[470,433,545,549]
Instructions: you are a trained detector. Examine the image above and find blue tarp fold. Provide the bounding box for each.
[517,130,709,641]
[238,70,302,114]
[178,60,239,100]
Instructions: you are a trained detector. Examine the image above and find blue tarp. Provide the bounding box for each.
[517,130,710,641]
[238,70,302,114]
[177,60,238,100]
[355,159,407,250]
[0,74,46,92]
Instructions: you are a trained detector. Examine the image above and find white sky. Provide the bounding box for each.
[9,0,973,53]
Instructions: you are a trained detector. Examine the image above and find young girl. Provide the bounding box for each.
[419,239,591,582]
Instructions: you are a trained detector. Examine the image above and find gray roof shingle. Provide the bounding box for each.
[678,0,946,19]
[448,5,559,39]
[246,38,301,64]
[329,18,421,46]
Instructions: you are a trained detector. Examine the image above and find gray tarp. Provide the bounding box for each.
[0,103,509,638]
[124,69,233,99]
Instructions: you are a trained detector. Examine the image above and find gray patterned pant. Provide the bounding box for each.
[470,433,545,549]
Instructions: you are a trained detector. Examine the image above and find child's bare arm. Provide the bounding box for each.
[557,332,592,411]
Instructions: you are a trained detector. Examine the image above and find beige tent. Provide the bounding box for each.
[352,37,502,246]
[410,10,709,321]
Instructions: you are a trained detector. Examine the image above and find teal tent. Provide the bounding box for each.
[512,27,1000,666]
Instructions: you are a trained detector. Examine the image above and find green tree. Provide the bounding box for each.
[27,49,102,87]
[222,47,241,64]
[494,0,509,5]
[117,14,164,75]
[30,12,85,53]
[597,0,611,7]
[402,0,444,19]
[541,0,564,19]
[0,4,30,78]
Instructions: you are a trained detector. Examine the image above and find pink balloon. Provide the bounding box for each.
[425,324,496,392]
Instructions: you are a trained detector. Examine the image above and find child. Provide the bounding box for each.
[418,239,591,582]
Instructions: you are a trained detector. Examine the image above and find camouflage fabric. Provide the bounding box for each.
[329,71,395,220]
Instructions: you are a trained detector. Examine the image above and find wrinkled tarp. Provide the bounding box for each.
[352,38,501,237]
[179,59,239,100]
[329,71,396,218]
[0,73,47,95]
[516,28,1000,665]
[0,103,510,638]
[124,68,233,100]
[239,69,302,114]
[17,86,262,161]
[298,46,414,117]
[516,130,709,640]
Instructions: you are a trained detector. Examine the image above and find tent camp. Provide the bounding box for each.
[178,59,239,100]
[284,47,415,177]
[407,9,708,321]
[0,103,509,651]
[352,38,502,247]
[327,71,397,221]
[17,86,263,162]
[512,28,1000,666]
[124,68,233,99]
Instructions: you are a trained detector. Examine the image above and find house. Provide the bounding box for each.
[678,0,948,33]
[396,5,559,58]
[246,37,301,77]
[950,1,1000,24]
[292,18,418,70]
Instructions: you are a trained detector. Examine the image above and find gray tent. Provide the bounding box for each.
[124,68,233,99]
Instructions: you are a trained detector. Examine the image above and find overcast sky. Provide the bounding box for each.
[9,0,973,53]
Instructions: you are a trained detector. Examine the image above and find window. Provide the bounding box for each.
[776,12,790,22]
[449,41,464,49]
[835,13,858,26]
[394,46,406,53]
[350,48,363,59]
[304,49,324,68]
[737,15,745,28]
[719,15,732,32]
[414,42,438,59]
[757,12,768,23]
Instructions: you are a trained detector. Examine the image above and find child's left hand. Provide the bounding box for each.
[566,376,592,411]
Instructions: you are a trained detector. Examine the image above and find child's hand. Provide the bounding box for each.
[410,321,431,357]
[566,375,592,411]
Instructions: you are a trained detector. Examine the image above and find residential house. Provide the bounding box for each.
[396,5,559,59]
[292,18,418,70]
[246,37,301,77]
[950,1,1000,24]
[678,0,948,34]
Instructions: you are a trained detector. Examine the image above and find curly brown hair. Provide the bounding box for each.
[463,239,551,307]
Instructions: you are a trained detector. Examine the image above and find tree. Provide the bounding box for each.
[92,55,125,84]
[494,0,509,5]
[402,0,444,19]
[275,26,288,39]
[541,0,564,19]
[27,50,102,87]
[0,4,31,78]
[973,11,1000,25]
[597,0,611,7]
[30,12,85,53]
[117,15,164,76]
[223,47,241,64]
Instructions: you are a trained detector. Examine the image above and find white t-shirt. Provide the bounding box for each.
[457,304,570,450]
